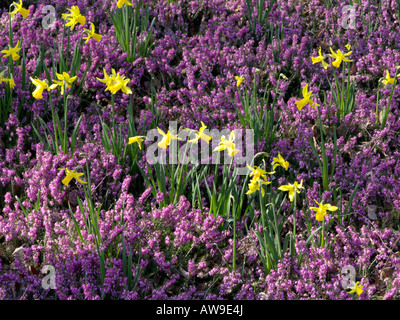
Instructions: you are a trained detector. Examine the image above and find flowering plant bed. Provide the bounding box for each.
[0,0,400,300]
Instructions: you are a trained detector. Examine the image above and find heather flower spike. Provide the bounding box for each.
[311,47,329,69]
[117,0,133,8]
[9,0,29,18]
[272,153,289,171]
[187,121,212,144]
[52,72,77,95]
[62,6,86,30]
[348,281,364,296]
[329,47,353,68]
[310,200,338,222]
[295,84,320,111]
[278,180,304,202]
[59,168,87,187]
[1,40,21,61]
[213,130,239,157]
[128,136,145,150]
[157,127,181,149]
[83,23,102,43]
[30,77,57,99]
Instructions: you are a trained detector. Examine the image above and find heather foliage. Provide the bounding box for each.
[1,0,400,300]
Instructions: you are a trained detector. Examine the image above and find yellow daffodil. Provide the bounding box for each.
[97,68,132,95]
[128,136,145,149]
[310,200,338,222]
[52,72,77,95]
[235,75,244,87]
[157,127,181,149]
[246,164,274,181]
[58,168,87,186]
[0,72,15,89]
[329,47,353,68]
[272,153,289,171]
[97,68,114,89]
[246,177,271,197]
[83,23,102,43]
[348,281,363,296]
[311,47,329,69]
[30,77,57,99]
[8,77,15,89]
[345,44,351,50]
[62,6,86,30]
[117,0,133,8]
[1,40,21,61]
[109,73,132,95]
[10,0,29,18]
[213,130,239,157]
[278,179,304,202]
[295,84,320,111]
[188,121,212,144]
[8,75,15,89]
[381,70,400,88]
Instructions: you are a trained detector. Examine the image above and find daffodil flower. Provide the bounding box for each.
[213,130,239,157]
[1,40,21,61]
[128,136,145,149]
[329,47,353,68]
[30,77,57,99]
[345,44,351,51]
[83,23,102,43]
[10,0,29,18]
[187,121,212,144]
[295,84,320,111]
[52,72,77,95]
[8,77,15,89]
[348,281,363,296]
[62,6,86,30]
[97,68,115,89]
[278,179,304,202]
[310,200,338,221]
[381,70,400,88]
[97,68,132,95]
[109,73,132,95]
[246,164,274,181]
[117,0,133,8]
[311,47,329,69]
[157,127,181,149]
[58,168,87,187]
[235,75,244,87]
[246,177,271,197]
[272,153,289,171]
[0,72,15,89]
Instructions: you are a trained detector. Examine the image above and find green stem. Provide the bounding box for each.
[233,207,236,271]
[375,89,380,125]
[333,69,341,122]
[63,83,68,153]
[49,94,58,154]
